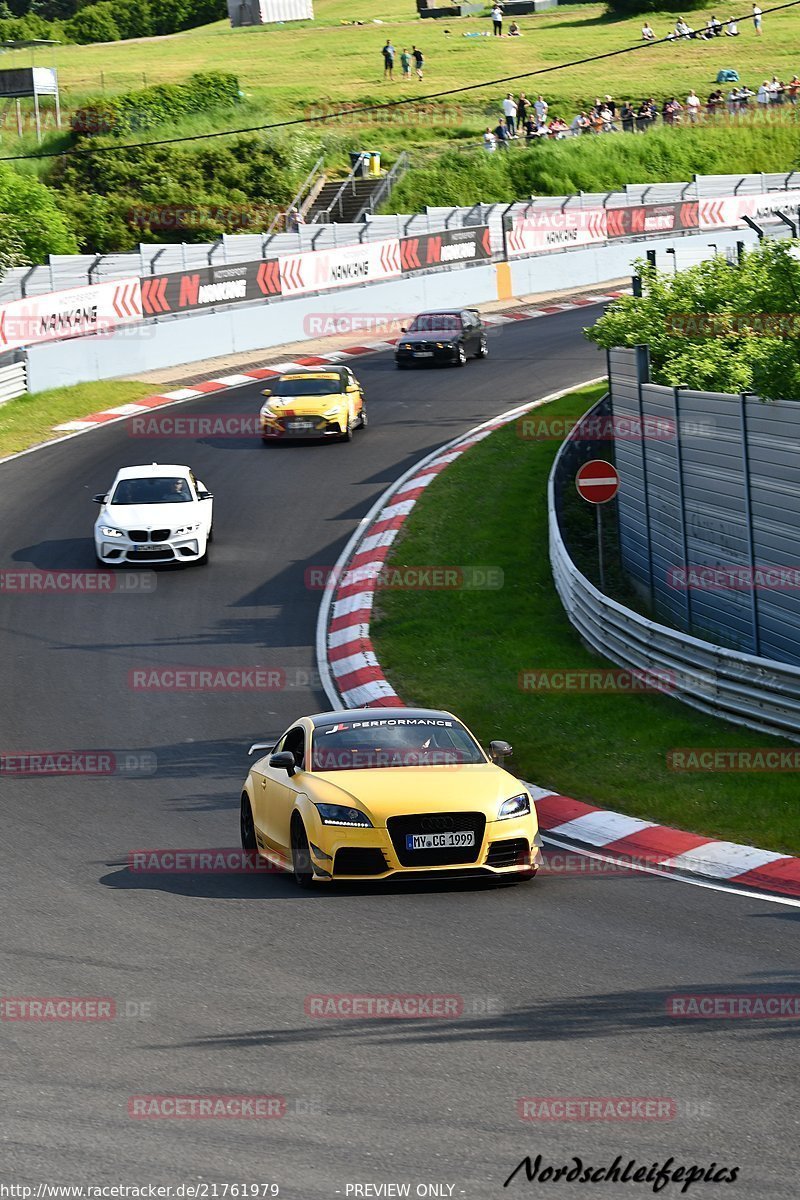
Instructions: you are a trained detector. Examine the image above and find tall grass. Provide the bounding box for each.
[388,120,800,207]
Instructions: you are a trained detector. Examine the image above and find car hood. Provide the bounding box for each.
[400,329,461,344]
[304,763,535,826]
[264,392,344,415]
[97,502,201,528]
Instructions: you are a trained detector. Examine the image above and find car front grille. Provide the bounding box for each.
[127,529,170,542]
[387,812,485,867]
[126,549,176,561]
[333,848,389,876]
[485,838,531,869]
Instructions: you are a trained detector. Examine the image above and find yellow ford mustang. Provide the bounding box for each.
[240,707,542,886]
[260,367,366,441]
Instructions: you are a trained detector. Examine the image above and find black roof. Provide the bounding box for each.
[309,707,455,727]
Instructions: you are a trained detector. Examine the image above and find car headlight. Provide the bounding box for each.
[498,793,531,820]
[321,407,341,419]
[99,526,123,538]
[260,405,275,418]
[400,343,412,350]
[174,523,201,536]
[314,803,373,828]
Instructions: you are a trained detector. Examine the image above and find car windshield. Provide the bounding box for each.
[110,477,193,505]
[271,376,344,396]
[408,314,460,332]
[311,717,486,772]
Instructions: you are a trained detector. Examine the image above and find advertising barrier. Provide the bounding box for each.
[279,238,402,296]
[141,259,281,316]
[506,208,607,256]
[400,226,492,270]
[699,190,800,231]
[0,277,142,354]
[606,202,699,240]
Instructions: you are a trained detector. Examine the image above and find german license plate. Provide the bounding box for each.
[139,543,167,552]
[290,420,315,429]
[413,351,433,358]
[406,831,475,850]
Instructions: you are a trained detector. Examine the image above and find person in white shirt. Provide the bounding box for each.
[686,89,701,122]
[752,3,762,33]
[502,92,517,136]
[534,94,548,123]
[491,4,503,36]
[725,16,738,34]
[483,127,496,151]
[757,81,770,105]
[641,21,655,39]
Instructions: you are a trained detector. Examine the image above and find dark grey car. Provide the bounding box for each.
[394,309,488,368]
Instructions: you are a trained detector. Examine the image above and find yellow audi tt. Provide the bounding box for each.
[260,367,366,441]
[240,707,542,886]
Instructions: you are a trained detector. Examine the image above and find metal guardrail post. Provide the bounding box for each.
[208,238,224,266]
[20,265,36,300]
[742,215,764,240]
[88,254,103,285]
[774,209,799,238]
[673,386,692,633]
[740,392,760,656]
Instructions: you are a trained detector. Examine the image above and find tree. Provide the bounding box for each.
[0,163,77,261]
[586,242,800,401]
[64,2,120,43]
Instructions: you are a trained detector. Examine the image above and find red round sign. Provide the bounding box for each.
[575,459,619,505]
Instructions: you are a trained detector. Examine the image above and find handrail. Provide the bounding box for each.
[353,151,409,222]
[313,153,371,224]
[267,155,325,235]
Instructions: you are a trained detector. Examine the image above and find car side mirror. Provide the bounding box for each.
[262,388,272,397]
[400,327,407,333]
[92,494,107,504]
[489,739,513,761]
[197,490,213,500]
[269,751,297,776]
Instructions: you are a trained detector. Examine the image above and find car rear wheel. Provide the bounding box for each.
[240,795,257,852]
[358,405,368,428]
[454,344,466,367]
[291,815,314,888]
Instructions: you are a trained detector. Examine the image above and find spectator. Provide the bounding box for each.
[685,89,701,123]
[491,3,503,36]
[548,116,570,138]
[508,20,522,35]
[757,80,770,106]
[706,88,724,116]
[770,76,785,104]
[382,40,395,80]
[516,92,531,127]
[701,17,715,38]
[599,103,618,131]
[663,96,683,125]
[636,99,653,131]
[534,94,549,123]
[400,47,411,80]
[287,207,304,231]
[502,92,517,137]
[493,119,510,148]
[604,95,617,117]
[675,17,692,38]
[620,100,636,132]
[412,45,424,79]
[710,13,723,34]
[570,111,589,135]
[788,75,800,104]
[483,126,496,151]
[641,21,656,39]
[725,16,739,34]
[752,3,762,34]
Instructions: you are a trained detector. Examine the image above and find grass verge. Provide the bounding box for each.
[0,380,151,458]
[371,382,800,855]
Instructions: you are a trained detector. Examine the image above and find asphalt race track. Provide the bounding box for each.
[1,306,797,1197]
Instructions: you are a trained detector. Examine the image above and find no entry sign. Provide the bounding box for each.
[576,460,619,505]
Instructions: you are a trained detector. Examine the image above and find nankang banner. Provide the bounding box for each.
[140,259,281,316]
[400,226,493,271]
[606,203,699,239]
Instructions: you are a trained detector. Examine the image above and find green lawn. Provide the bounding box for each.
[371,383,800,856]
[4,1,800,151]
[0,380,154,458]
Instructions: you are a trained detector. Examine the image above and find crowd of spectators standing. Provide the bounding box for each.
[484,77,800,147]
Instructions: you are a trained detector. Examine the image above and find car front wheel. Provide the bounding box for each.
[240,795,257,852]
[476,335,488,358]
[291,815,314,888]
[454,344,466,367]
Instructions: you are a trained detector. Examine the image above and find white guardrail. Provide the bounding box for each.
[548,400,800,742]
[0,359,27,406]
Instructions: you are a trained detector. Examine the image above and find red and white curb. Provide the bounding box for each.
[49,293,626,436]
[316,387,800,903]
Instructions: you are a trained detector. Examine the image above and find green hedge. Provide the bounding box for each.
[71,72,241,137]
